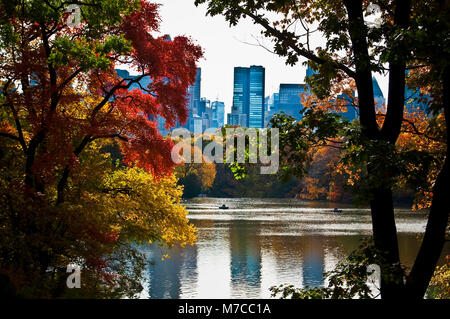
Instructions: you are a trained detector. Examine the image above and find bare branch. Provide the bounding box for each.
[241,9,356,77]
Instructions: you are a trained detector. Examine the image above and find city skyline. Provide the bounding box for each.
[156,0,390,116]
[116,64,430,135]
[157,0,317,116]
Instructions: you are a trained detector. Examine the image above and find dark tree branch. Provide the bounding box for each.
[240,9,356,78]
[407,66,450,298]
[0,132,21,142]
[380,0,412,143]
[343,0,379,138]
[57,68,83,91]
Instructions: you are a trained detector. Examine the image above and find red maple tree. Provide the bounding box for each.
[0,0,202,202]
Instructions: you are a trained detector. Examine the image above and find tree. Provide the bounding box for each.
[178,173,202,198]
[0,0,202,198]
[195,0,449,299]
[0,0,202,297]
[0,138,198,297]
[427,255,450,299]
[174,143,217,194]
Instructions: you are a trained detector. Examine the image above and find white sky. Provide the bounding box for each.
[156,0,388,115]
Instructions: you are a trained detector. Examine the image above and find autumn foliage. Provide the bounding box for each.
[0,0,201,297]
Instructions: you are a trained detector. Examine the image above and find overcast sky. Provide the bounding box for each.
[156,0,388,115]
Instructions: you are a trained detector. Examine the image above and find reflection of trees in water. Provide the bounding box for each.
[260,234,358,288]
[143,199,449,298]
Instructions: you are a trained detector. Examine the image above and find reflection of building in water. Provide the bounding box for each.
[323,245,343,287]
[263,234,326,288]
[302,247,325,286]
[147,244,197,299]
[259,234,349,291]
[298,236,325,287]
[195,225,231,298]
[179,245,199,298]
[229,221,262,297]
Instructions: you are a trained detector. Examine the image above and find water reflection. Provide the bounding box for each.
[230,221,261,298]
[141,198,449,299]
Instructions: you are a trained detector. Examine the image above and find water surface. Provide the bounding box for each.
[139,198,448,299]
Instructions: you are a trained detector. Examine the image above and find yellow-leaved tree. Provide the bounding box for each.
[173,141,217,197]
[0,138,197,298]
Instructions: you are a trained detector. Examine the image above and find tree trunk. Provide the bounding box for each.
[406,66,450,299]
[369,184,404,298]
[343,0,414,299]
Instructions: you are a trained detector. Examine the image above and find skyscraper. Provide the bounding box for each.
[264,93,279,127]
[229,65,265,128]
[186,68,201,122]
[248,66,265,128]
[336,92,357,121]
[199,98,211,131]
[116,66,205,134]
[211,101,225,128]
[232,67,250,126]
[278,84,307,121]
[405,85,429,113]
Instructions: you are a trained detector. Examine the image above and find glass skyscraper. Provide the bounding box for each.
[232,67,250,126]
[230,65,265,128]
[248,66,265,128]
[187,68,201,117]
[278,83,306,121]
[115,69,170,135]
[211,101,225,128]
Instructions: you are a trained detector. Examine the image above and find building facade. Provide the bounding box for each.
[231,67,250,126]
[248,66,265,128]
[278,83,307,121]
[187,68,202,117]
[229,65,265,128]
[211,101,225,128]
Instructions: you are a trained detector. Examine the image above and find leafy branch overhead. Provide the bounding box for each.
[195,0,450,299]
[0,0,202,297]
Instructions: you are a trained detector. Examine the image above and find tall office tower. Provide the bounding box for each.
[198,98,212,131]
[248,65,265,128]
[227,113,239,126]
[211,101,225,128]
[232,67,250,126]
[187,68,201,116]
[405,86,429,114]
[263,96,270,127]
[231,66,265,128]
[189,115,203,133]
[264,93,279,127]
[199,98,210,116]
[269,93,280,111]
[264,96,270,113]
[278,84,307,121]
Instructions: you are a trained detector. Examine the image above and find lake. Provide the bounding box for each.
[138,198,449,299]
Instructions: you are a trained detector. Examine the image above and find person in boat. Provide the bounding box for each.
[219,204,229,209]
[333,208,342,213]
